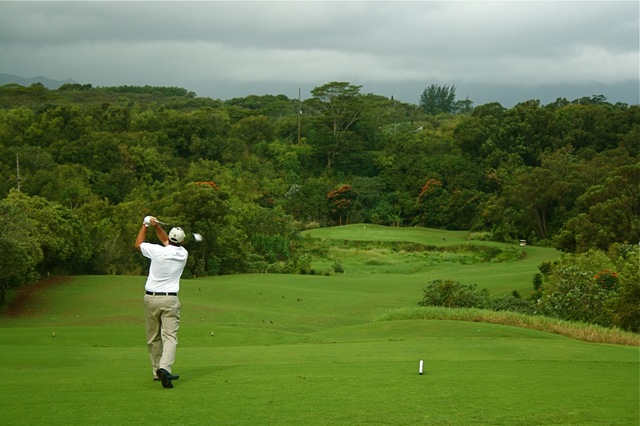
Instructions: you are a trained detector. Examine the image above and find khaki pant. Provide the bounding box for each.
[144,295,180,376]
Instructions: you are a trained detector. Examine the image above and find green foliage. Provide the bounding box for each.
[419,278,534,316]
[532,247,640,331]
[420,279,491,309]
[416,178,449,227]
[250,233,290,263]
[309,81,365,169]
[531,273,544,301]
[0,80,638,321]
[0,190,96,300]
[556,163,640,252]
[0,198,42,302]
[97,85,193,97]
[332,262,345,273]
[489,292,533,314]
[420,84,458,115]
[327,184,357,225]
[538,257,606,321]
[281,178,332,225]
[603,244,640,332]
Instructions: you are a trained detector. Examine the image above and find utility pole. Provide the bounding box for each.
[297,88,302,145]
[13,153,26,191]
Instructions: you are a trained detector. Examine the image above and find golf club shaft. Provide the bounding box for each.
[154,220,203,242]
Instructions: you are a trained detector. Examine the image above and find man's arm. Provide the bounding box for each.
[135,223,148,251]
[135,216,169,250]
[154,221,170,246]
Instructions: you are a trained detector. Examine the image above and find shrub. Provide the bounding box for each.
[304,221,321,230]
[594,269,619,291]
[531,273,544,301]
[490,293,533,314]
[604,244,640,332]
[467,231,493,241]
[420,279,491,309]
[420,279,537,315]
[250,233,290,263]
[534,250,617,327]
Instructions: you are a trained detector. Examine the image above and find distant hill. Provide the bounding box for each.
[0,73,76,89]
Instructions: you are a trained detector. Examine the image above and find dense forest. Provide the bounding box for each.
[0,81,638,330]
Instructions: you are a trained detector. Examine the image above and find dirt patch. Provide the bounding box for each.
[2,276,71,318]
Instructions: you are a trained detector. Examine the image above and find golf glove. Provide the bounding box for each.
[143,216,154,227]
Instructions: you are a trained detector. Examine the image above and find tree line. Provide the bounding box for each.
[0,82,638,328]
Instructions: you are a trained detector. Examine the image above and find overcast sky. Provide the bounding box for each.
[1,1,638,106]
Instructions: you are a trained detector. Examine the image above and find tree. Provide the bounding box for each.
[162,182,238,275]
[310,82,364,170]
[0,107,35,148]
[30,164,95,209]
[455,97,474,114]
[497,100,557,166]
[556,164,640,252]
[4,190,91,273]
[281,178,332,225]
[501,165,571,241]
[350,176,388,223]
[0,190,93,301]
[75,199,148,275]
[0,199,42,303]
[605,244,640,332]
[416,178,450,227]
[230,115,275,147]
[327,184,357,226]
[420,84,457,115]
[534,250,616,326]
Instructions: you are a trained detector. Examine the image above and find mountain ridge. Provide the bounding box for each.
[0,73,76,89]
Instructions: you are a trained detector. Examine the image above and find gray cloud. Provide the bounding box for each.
[0,1,637,106]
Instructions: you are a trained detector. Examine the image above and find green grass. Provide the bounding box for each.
[1,226,639,425]
[302,224,559,295]
[378,307,640,346]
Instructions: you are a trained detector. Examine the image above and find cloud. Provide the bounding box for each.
[0,1,637,105]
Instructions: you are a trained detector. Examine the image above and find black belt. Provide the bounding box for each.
[145,291,178,296]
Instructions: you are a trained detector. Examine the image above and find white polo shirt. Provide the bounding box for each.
[140,242,188,293]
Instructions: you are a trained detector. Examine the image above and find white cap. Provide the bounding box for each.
[168,227,185,243]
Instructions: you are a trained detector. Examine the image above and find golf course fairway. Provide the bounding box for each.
[1,226,638,425]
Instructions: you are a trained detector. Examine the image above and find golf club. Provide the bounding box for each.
[153,219,203,242]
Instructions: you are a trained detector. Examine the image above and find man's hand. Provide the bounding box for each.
[143,215,157,228]
[136,215,157,250]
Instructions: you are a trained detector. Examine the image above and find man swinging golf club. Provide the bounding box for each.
[135,215,188,388]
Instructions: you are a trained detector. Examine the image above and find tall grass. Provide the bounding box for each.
[305,238,527,275]
[377,306,640,346]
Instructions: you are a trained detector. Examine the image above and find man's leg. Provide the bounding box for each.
[158,296,181,373]
[144,295,163,378]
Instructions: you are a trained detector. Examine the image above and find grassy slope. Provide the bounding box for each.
[1,227,638,425]
[302,224,559,295]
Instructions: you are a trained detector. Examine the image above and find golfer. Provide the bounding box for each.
[135,216,188,389]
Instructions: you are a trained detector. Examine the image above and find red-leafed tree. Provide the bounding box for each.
[416,178,450,227]
[327,184,357,226]
[194,181,220,190]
